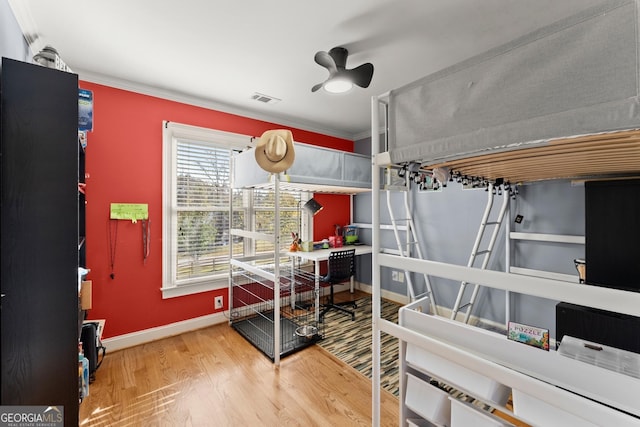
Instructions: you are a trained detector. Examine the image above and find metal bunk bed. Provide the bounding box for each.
[229,141,370,365]
[371,1,640,425]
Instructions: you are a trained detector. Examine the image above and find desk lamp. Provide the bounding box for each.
[302,198,323,216]
[298,198,323,246]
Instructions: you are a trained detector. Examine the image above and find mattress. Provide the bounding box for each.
[233,141,371,193]
[386,0,640,183]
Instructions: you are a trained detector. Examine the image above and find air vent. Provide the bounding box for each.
[251,92,281,105]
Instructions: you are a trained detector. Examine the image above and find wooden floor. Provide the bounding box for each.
[79,306,399,426]
[79,289,529,426]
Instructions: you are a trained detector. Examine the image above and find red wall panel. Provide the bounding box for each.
[312,193,351,241]
[80,81,353,338]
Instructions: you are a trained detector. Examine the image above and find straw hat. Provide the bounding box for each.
[254,129,295,173]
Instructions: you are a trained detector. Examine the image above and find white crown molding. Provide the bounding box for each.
[8,0,42,53]
[352,128,373,142]
[75,68,356,141]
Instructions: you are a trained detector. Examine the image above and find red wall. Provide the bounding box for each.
[312,193,351,241]
[80,81,353,338]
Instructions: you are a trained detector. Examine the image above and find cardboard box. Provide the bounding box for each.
[80,280,92,310]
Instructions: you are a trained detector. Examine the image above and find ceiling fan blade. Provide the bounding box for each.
[328,47,348,70]
[314,51,337,73]
[311,82,325,92]
[347,63,374,88]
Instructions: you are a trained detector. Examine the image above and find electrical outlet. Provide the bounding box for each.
[391,270,404,282]
[214,295,224,309]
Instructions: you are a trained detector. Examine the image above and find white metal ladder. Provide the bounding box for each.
[450,183,509,323]
[385,167,438,315]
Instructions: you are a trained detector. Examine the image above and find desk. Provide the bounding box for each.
[287,245,373,321]
[287,245,373,291]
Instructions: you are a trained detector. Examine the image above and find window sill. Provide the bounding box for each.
[161,277,227,299]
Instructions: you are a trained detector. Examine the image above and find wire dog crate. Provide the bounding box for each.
[230,260,324,360]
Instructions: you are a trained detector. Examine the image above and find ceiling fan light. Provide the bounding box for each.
[324,79,353,94]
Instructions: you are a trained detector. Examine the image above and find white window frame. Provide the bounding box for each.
[161,121,251,299]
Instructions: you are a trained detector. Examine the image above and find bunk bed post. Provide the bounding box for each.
[273,172,281,366]
[504,192,512,328]
[228,157,234,327]
[349,194,355,293]
[371,94,382,427]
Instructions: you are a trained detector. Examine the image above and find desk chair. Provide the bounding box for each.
[319,249,357,322]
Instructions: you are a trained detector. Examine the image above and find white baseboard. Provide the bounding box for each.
[102,311,228,352]
[103,284,520,353]
[355,282,410,305]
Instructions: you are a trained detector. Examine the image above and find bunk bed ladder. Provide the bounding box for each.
[450,183,509,323]
[385,170,438,315]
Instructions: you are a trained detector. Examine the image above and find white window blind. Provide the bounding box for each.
[175,140,239,280]
[162,121,310,299]
[253,189,302,256]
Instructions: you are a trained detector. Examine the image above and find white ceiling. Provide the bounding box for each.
[9,0,605,140]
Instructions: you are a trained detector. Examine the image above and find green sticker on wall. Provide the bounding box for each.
[110,203,149,221]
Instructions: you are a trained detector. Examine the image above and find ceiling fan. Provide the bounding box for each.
[311,47,374,93]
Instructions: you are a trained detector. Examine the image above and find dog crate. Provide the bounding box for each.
[230,259,324,360]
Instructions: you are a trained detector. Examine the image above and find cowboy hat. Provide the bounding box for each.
[255,129,295,173]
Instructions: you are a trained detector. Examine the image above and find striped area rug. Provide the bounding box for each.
[316,296,495,413]
[318,296,401,396]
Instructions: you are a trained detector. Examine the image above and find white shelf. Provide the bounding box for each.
[405,373,450,426]
[405,343,511,407]
[509,232,585,245]
[512,390,598,427]
[450,398,515,427]
[389,296,640,426]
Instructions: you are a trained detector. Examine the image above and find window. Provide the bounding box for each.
[162,122,307,298]
[253,189,304,256]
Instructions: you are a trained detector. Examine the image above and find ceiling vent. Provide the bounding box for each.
[251,92,281,105]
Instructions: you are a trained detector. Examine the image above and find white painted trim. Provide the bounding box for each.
[160,279,227,299]
[102,312,228,352]
[352,128,372,142]
[164,121,252,149]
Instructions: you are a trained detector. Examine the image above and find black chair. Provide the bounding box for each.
[319,249,357,322]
